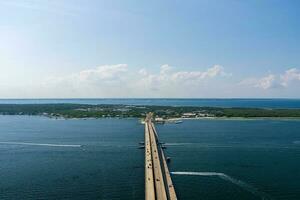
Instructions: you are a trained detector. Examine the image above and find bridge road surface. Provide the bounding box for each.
[145,121,155,200]
[145,113,177,200]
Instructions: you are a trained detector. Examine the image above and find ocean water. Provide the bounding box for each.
[0,116,299,200]
[157,120,300,200]
[0,98,300,108]
[0,116,144,200]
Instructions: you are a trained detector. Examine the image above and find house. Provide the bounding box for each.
[182,113,196,118]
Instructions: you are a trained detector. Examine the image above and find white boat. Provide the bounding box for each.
[175,120,183,124]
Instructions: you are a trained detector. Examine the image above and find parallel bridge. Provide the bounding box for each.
[145,113,177,200]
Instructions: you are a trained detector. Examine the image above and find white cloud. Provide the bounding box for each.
[239,74,280,90]
[240,67,300,90]
[160,64,173,74]
[47,64,128,84]
[135,65,229,93]
[170,65,227,82]
[3,64,299,98]
[76,64,128,82]
[280,68,300,87]
[239,75,277,90]
[41,64,129,97]
[40,64,230,97]
[255,74,277,89]
[169,64,226,81]
[138,68,148,76]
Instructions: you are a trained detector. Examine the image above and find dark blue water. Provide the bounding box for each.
[157,119,300,200]
[0,116,299,199]
[0,98,300,108]
[0,116,144,200]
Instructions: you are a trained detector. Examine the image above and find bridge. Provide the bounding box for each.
[144,113,177,200]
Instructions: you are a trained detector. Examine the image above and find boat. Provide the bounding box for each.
[165,119,183,124]
[175,120,183,124]
[166,157,171,162]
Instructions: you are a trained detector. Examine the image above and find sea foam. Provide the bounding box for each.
[0,142,81,147]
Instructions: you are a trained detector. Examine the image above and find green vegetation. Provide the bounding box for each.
[0,104,300,119]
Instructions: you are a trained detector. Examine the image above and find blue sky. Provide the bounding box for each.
[0,0,299,98]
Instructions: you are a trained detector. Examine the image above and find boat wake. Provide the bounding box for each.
[171,171,273,200]
[0,142,81,147]
[164,143,194,146]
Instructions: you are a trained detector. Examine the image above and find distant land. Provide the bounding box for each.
[1,98,300,109]
[1,104,300,120]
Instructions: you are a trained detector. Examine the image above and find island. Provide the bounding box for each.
[0,104,300,121]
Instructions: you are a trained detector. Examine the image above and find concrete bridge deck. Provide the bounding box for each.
[145,113,177,200]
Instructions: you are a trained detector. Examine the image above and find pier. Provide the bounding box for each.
[145,113,177,200]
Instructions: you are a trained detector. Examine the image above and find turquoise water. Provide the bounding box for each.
[0,98,300,108]
[0,116,299,199]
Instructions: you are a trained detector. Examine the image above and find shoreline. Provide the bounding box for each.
[1,113,300,122]
[1,114,300,121]
[1,103,300,120]
[177,117,300,121]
